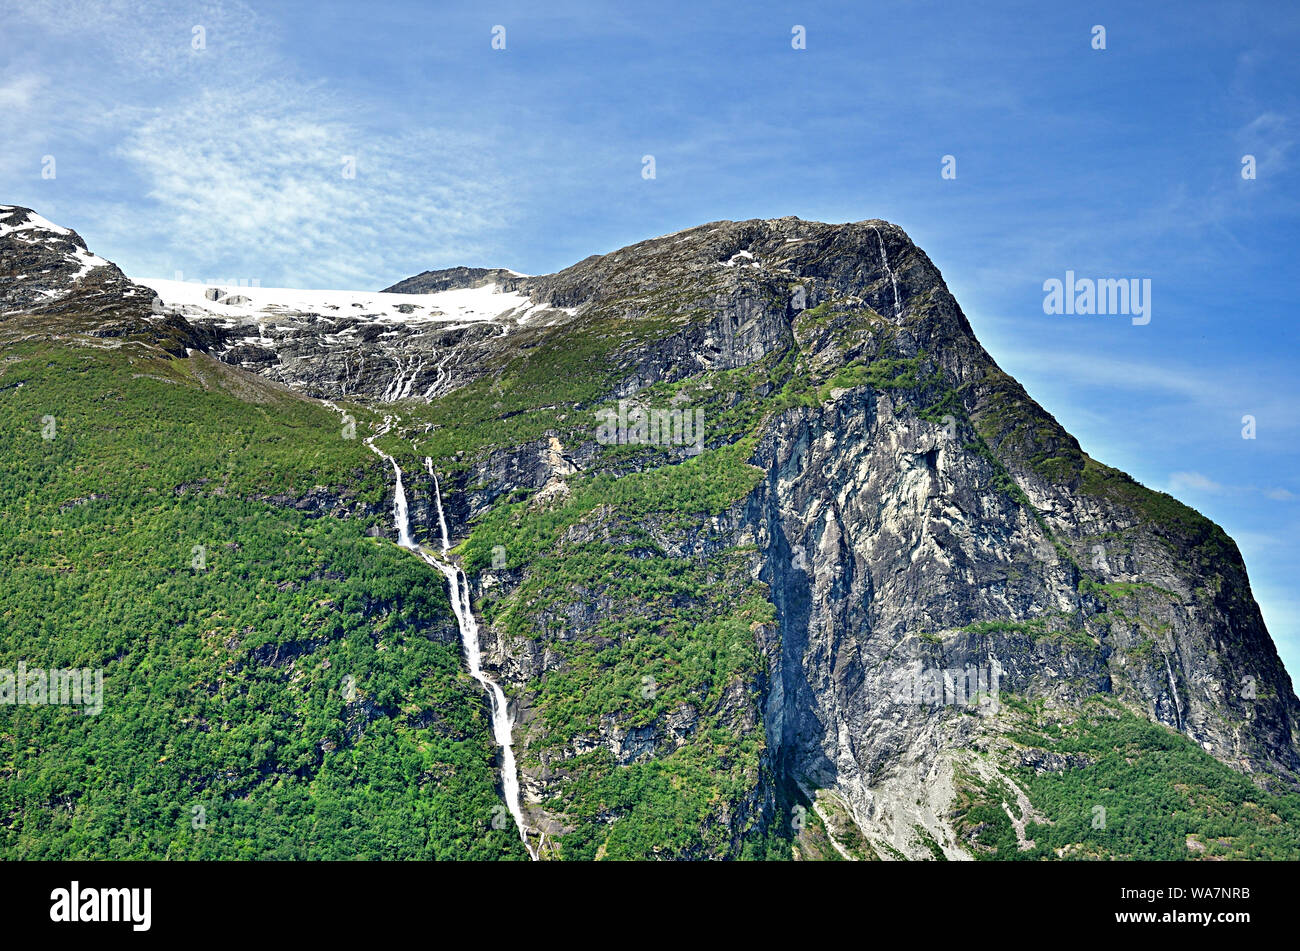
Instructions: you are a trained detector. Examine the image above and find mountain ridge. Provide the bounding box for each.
[3,203,1298,860]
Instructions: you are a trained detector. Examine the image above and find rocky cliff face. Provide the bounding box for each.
[0,205,195,354]
[460,218,1299,858]
[6,206,1297,859]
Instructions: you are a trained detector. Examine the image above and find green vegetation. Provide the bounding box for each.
[464,474,777,857]
[0,343,525,859]
[818,354,929,401]
[1078,457,1235,567]
[959,619,1047,637]
[955,700,1300,860]
[1079,578,1178,602]
[2,253,1286,863]
[973,368,1235,570]
[958,616,1095,649]
[971,369,1085,485]
[461,437,763,572]
[382,312,688,468]
[913,824,948,861]
[787,789,879,861]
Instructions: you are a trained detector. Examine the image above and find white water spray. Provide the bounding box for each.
[380,356,427,403]
[427,456,451,552]
[328,403,537,858]
[361,417,415,547]
[421,462,536,859]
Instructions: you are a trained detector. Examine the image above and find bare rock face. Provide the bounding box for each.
[744,378,1297,856]
[382,265,529,295]
[0,205,196,354]
[302,216,1300,855]
[412,216,1298,858]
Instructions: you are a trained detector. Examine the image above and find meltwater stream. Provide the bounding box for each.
[360,418,536,859]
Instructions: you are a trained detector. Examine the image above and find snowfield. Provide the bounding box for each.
[137,277,565,325]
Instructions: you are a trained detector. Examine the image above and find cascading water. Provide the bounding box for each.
[380,356,426,403]
[327,403,537,858]
[427,457,451,554]
[363,421,415,548]
[872,225,902,317]
[421,458,533,857]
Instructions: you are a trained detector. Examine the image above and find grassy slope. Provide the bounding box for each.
[953,697,1300,860]
[379,313,806,858]
[0,341,526,859]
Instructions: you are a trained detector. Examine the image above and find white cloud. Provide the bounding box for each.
[1165,472,1298,504]
[1,0,515,288]
[9,0,272,78]
[1240,111,1293,163]
[1169,471,1223,493]
[978,341,1300,433]
[113,81,510,287]
[0,74,43,111]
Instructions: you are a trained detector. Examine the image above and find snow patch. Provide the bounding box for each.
[136,277,574,325]
[0,209,108,285]
[0,209,72,239]
[68,246,109,280]
[723,250,760,268]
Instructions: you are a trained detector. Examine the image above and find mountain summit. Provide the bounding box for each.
[2,208,1297,860]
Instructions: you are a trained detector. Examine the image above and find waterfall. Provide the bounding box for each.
[427,457,451,554]
[397,357,425,401]
[380,356,425,403]
[361,417,414,547]
[872,225,902,317]
[421,464,536,860]
[1162,653,1183,731]
[422,351,454,402]
[330,402,537,858]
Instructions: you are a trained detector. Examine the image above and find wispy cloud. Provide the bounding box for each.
[1169,471,1224,493]
[1238,111,1296,178]
[0,73,43,110]
[6,0,515,287]
[116,81,511,287]
[1167,470,1298,503]
[978,342,1300,432]
[9,0,272,78]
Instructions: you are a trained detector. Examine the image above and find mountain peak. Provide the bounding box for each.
[0,203,196,354]
[0,205,115,307]
[382,265,529,295]
[5,204,1298,862]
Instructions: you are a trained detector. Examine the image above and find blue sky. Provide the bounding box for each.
[3,1,1299,677]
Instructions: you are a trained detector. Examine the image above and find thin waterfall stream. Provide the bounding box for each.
[342,409,537,859]
[872,225,902,317]
[423,459,535,859]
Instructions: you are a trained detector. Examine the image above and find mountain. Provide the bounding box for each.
[2,204,1298,860]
